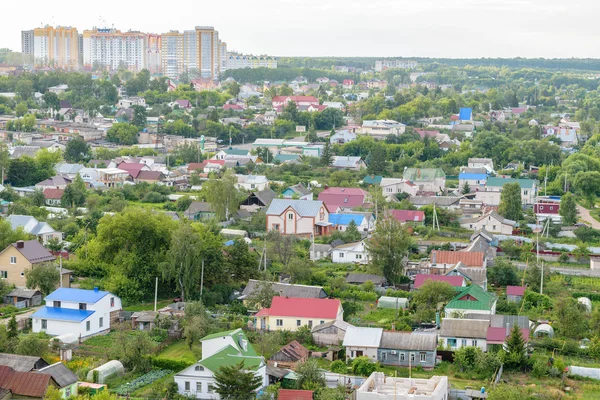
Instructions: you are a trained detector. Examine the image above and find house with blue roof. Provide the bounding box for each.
[458,172,489,192]
[459,108,473,122]
[329,212,374,232]
[31,288,122,338]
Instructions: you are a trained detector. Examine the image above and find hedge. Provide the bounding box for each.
[149,356,192,371]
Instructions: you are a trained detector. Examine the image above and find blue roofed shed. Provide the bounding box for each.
[459,108,473,121]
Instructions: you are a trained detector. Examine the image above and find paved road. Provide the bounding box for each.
[514,261,600,277]
[577,205,600,229]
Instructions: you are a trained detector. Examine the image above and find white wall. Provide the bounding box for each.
[441,337,487,352]
[346,346,378,361]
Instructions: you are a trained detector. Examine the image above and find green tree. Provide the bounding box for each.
[498,182,523,221]
[15,102,28,117]
[295,359,326,391]
[344,220,362,242]
[203,169,242,220]
[15,334,48,357]
[7,315,18,339]
[487,258,519,287]
[106,123,139,145]
[504,324,528,370]
[411,280,456,322]
[160,223,202,301]
[32,189,46,207]
[226,239,258,283]
[254,147,273,163]
[213,361,262,400]
[64,137,91,162]
[42,92,60,117]
[131,105,147,129]
[320,131,334,167]
[366,215,413,284]
[111,330,155,372]
[559,192,577,225]
[553,296,588,339]
[462,181,471,195]
[366,144,387,175]
[246,280,277,309]
[61,174,87,208]
[351,356,377,376]
[0,219,31,250]
[228,81,241,97]
[15,80,33,101]
[25,264,59,296]
[175,195,193,212]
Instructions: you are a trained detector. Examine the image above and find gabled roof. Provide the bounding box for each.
[311,319,352,333]
[461,211,516,227]
[380,332,437,352]
[255,297,341,319]
[0,354,48,372]
[116,162,146,178]
[198,345,263,372]
[31,307,95,322]
[414,274,464,289]
[363,175,383,185]
[389,210,425,223]
[136,170,163,181]
[266,199,326,218]
[343,326,383,348]
[440,318,489,339]
[35,362,77,388]
[459,107,472,121]
[36,175,72,187]
[431,250,485,267]
[251,188,276,207]
[7,215,57,236]
[5,288,42,299]
[269,340,309,363]
[241,280,327,300]
[409,196,461,207]
[403,168,445,182]
[446,285,496,311]
[506,286,526,296]
[278,389,314,400]
[185,201,215,214]
[486,327,529,344]
[43,188,64,200]
[332,156,363,168]
[286,183,311,196]
[329,213,365,226]
[318,187,367,209]
[45,288,110,304]
[10,240,55,264]
[0,365,52,398]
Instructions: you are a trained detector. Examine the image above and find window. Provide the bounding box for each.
[194,366,204,372]
[461,339,467,347]
[184,382,190,391]
[20,272,24,277]
[296,320,301,327]
[53,301,61,308]
[420,352,426,362]
[208,385,215,393]
[276,319,283,327]
[9,256,16,264]
[0,271,6,279]
[41,319,47,329]
[400,353,405,361]
[308,320,313,328]
[79,303,87,310]
[86,321,91,331]
[273,224,280,231]
[99,317,103,328]
[339,253,344,258]
[196,382,202,392]
[524,191,528,195]
[65,387,71,397]
[472,339,478,347]
[110,297,115,307]
[492,225,496,230]
[288,213,294,220]
[320,320,325,325]
[410,353,415,362]
[356,254,362,260]
[356,350,363,357]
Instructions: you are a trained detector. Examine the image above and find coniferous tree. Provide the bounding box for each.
[213,361,262,400]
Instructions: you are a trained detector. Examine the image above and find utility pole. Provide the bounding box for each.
[154,277,158,311]
[200,259,205,297]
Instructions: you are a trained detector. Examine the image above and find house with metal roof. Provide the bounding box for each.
[460,210,516,234]
[239,280,328,305]
[241,188,277,210]
[175,328,267,399]
[6,215,62,244]
[478,177,537,205]
[329,213,373,232]
[35,362,78,398]
[458,107,473,122]
[268,340,309,370]
[31,288,122,338]
[377,332,438,369]
[380,178,418,198]
[282,184,312,200]
[255,297,343,332]
[236,175,269,192]
[0,240,58,288]
[184,202,216,221]
[0,354,49,372]
[318,187,369,211]
[0,365,56,399]
[361,120,406,136]
[345,273,386,287]
[402,168,446,193]
[458,172,488,192]
[445,284,497,317]
[389,210,425,226]
[331,241,369,264]
[266,199,331,236]
[343,326,383,361]
[331,156,366,170]
[439,318,489,351]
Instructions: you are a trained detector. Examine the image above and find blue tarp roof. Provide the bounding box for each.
[31,306,95,322]
[458,173,488,180]
[224,240,235,246]
[45,288,109,304]
[459,107,472,121]
[329,213,365,226]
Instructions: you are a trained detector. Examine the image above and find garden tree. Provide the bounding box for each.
[7,315,18,339]
[573,171,600,201]
[42,92,60,116]
[64,136,91,162]
[208,108,219,122]
[45,237,63,253]
[305,126,318,143]
[160,223,202,301]
[31,189,46,207]
[344,220,362,242]
[6,157,43,187]
[559,192,577,225]
[461,181,471,195]
[183,301,212,350]
[15,79,33,101]
[213,361,262,400]
[553,296,588,339]
[15,102,28,117]
[504,325,528,370]
[246,280,277,309]
[227,81,241,97]
[351,356,377,376]
[295,359,326,390]
[111,329,155,372]
[411,280,456,322]
[524,263,550,293]
[366,143,387,175]
[284,258,313,284]
[61,174,87,208]
[175,195,193,211]
[0,219,30,250]
[226,239,258,282]
[487,258,519,287]
[25,264,59,296]
[254,147,272,163]
[84,208,177,302]
[320,130,334,166]
[366,215,413,284]
[498,182,523,221]
[171,143,203,165]
[14,333,48,357]
[202,170,242,220]
[266,230,295,266]
[131,105,147,129]
[0,325,11,353]
[453,346,479,372]
[106,123,139,145]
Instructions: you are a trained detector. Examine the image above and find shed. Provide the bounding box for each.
[578,297,592,313]
[377,296,409,310]
[86,360,124,384]
[3,288,43,308]
[345,273,386,287]
[35,362,77,389]
[0,354,49,372]
[311,320,353,346]
[533,324,554,338]
[268,340,309,370]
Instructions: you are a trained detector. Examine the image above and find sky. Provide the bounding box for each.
[2,0,599,58]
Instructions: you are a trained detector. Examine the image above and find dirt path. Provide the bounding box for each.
[576,205,600,229]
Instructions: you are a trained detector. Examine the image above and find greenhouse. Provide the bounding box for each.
[377,296,409,309]
[578,297,592,313]
[533,323,554,338]
[86,360,125,384]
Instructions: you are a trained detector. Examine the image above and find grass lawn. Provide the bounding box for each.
[158,340,197,364]
[124,299,174,312]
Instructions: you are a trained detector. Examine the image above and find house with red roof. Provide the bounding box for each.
[272,96,319,109]
[414,129,440,139]
[255,297,343,332]
[486,326,530,349]
[506,286,526,302]
[116,162,150,180]
[307,104,328,113]
[0,365,56,398]
[174,99,192,109]
[343,79,354,89]
[43,188,64,206]
[389,210,425,226]
[317,187,369,212]
[413,274,465,289]
[223,104,245,111]
[430,250,486,269]
[278,389,314,400]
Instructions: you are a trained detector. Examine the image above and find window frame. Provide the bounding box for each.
[276,319,283,327]
[86,321,91,331]
[41,319,47,329]
[9,256,16,264]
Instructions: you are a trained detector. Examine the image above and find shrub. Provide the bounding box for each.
[142,191,167,203]
[150,357,192,371]
[351,357,377,376]
[330,360,347,374]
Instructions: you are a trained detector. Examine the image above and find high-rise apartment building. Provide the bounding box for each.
[82,28,145,71]
[21,30,34,56]
[219,40,227,73]
[33,26,80,69]
[144,34,162,74]
[161,31,184,79]
[226,53,277,70]
[196,26,220,79]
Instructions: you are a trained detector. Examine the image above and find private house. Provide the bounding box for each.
[446,266,488,291]
[272,96,319,108]
[430,250,486,270]
[55,163,84,178]
[331,156,366,170]
[345,273,386,288]
[458,171,488,192]
[329,213,373,232]
[174,329,267,399]
[309,243,332,261]
[184,202,216,220]
[445,284,497,317]
[460,211,515,235]
[116,162,151,181]
[0,240,57,288]
[343,326,383,361]
[0,353,49,372]
[213,148,250,160]
[409,196,462,210]
[377,332,437,369]
[36,362,78,398]
[478,177,537,205]
[241,189,277,211]
[330,130,357,144]
[31,288,122,338]
[317,187,368,211]
[413,274,465,290]
[468,158,494,173]
[3,288,43,308]
[35,176,72,190]
[458,107,473,122]
[363,175,383,186]
[464,229,498,261]
[311,320,353,346]
[7,215,62,244]
[254,297,343,332]
[534,197,561,222]
[0,365,56,399]
[43,188,64,206]
[268,340,309,370]
[361,120,406,136]
[332,241,369,264]
[135,171,165,184]
[236,175,269,192]
[402,168,446,193]
[239,280,327,305]
[282,184,312,200]
[389,210,425,226]
[355,373,448,400]
[380,178,418,198]
[506,286,526,303]
[265,199,331,236]
[439,318,489,351]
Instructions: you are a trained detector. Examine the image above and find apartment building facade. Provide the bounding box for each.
[82,28,145,71]
[33,26,80,69]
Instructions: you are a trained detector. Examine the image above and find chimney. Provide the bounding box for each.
[279,290,283,297]
[94,287,99,293]
[16,240,24,249]
[432,251,437,266]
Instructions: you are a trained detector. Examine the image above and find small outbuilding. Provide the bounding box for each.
[86,360,124,384]
[506,286,526,303]
[533,323,555,338]
[3,288,43,308]
[377,296,409,310]
[578,297,592,313]
[268,340,309,370]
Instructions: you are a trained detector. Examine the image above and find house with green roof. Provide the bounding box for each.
[478,177,537,205]
[363,175,383,185]
[402,168,446,193]
[214,148,251,160]
[174,328,267,398]
[444,284,497,317]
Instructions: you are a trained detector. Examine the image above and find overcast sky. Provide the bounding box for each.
[2,0,598,58]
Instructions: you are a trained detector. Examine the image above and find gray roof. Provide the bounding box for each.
[287,184,311,196]
[440,318,489,339]
[448,266,487,287]
[461,167,488,174]
[36,175,72,187]
[185,202,214,214]
[131,311,159,322]
[0,353,49,372]
[10,240,56,264]
[5,288,42,299]
[241,280,327,299]
[345,273,386,285]
[6,215,57,236]
[312,319,353,333]
[36,362,78,388]
[332,156,363,168]
[409,196,461,207]
[10,146,41,159]
[461,211,516,227]
[55,163,84,175]
[253,188,276,206]
[464,314,531,330]
[380,332,437,352]
[266,199,325,217]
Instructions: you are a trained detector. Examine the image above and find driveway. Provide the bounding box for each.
[576,205,600,229]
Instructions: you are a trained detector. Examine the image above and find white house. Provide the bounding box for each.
[361,120,406,136]
[30,288,122,338]
[481,177,536,205]
[380,178,418,198]
[467,158,494,173]
[460,211,515,235]
[439,318,489,351]
[236,175,269,191]
[343,326,383,362]
[332,241,369,264]
[266,199,331,236]
[118,97,146,109]
[174,329,267,399]
[330,130,357,144]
